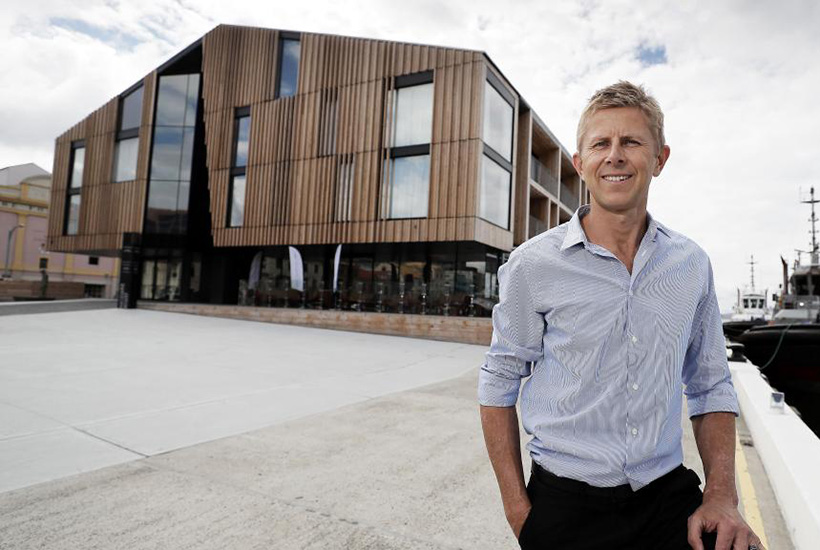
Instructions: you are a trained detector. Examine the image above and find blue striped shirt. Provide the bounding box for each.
[479,205,738,490]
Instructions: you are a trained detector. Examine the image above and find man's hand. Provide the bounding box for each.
[687,495,765,550]
[506,501,532,539]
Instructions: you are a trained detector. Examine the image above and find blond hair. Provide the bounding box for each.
[576,81,665,152]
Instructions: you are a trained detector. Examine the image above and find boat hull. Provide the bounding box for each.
[737,324,820,387]
[722,319,766,342]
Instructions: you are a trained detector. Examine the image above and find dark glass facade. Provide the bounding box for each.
[235,242,506,317]
[145,73,200,234]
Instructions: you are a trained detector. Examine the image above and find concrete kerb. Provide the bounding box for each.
[729,361,820,550]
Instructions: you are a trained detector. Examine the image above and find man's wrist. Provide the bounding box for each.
[702,485,739,506]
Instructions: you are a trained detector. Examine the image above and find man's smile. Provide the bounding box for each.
[601,174,633,182]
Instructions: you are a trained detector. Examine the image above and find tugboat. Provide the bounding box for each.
[737,188,820,435]
[722,255,770,342]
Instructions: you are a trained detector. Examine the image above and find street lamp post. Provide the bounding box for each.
[3,225,23,278]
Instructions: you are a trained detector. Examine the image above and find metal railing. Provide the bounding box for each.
[529,216,548,239]
[530,158,560,197]
[560,182,579,212]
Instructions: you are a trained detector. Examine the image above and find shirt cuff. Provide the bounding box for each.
[478,364,522,407]
[686,384,740,418]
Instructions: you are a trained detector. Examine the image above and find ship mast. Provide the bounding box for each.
[748,254,756,292]
[802,186,819,263]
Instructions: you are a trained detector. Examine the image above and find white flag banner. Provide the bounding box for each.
[333,244,342,291]
[288,246,304,292]
[248,251,263,290]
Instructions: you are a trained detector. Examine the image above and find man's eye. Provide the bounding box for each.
[592,141,607,149]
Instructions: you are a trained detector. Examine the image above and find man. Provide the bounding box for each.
[478,81,764,550]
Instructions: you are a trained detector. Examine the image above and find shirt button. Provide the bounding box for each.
[632,383,639,391]
[631,428,638,436]
[631,335,638,344]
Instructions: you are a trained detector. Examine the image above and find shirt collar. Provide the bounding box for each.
[560,205,669,252]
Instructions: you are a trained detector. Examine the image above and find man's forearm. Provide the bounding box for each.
[480,405,530,527]
[691,411,738,504]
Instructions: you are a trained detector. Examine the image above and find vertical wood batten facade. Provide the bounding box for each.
[48,24,581,259]
[201,25,497,249]
[48,72,156,253]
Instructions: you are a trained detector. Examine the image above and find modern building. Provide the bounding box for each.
[1,163,118,298]
[47,25,587,314]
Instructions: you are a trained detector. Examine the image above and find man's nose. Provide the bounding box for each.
[605,143,625,163]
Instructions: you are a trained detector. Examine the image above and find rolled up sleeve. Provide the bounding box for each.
[478,249,545,407]
[683,258,739,418]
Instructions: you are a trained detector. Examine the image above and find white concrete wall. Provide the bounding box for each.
[730,361,820,550]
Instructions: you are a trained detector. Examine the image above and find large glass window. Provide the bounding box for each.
[483,79,514,162]
[227,106,250,227]
[234,115,250,167]
[113,137,138,182]
[113,85,142,183]
[480,74,515,229]
[64,142,84,235]
[120,86,143,131]
[382,71,434,220]
[479,155,511,229]
[393,83,433,147]
[386,155,430,219]
[145,73,200,234]
[70,146,85,189]
[277,36,301,98]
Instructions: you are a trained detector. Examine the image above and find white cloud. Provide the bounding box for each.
[1,0,818,311]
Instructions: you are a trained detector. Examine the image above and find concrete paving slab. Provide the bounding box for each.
[0,308,485,493]
[0,428,140,494]
[79,385,367,456]
[0,403,64,439]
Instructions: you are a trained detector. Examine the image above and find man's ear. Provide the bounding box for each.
[572,152,583,177]
[654,145,671,177]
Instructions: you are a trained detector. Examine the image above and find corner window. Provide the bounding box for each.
[479,73,515,229]
[276,34,301,98]
[64,141,85,235]
[228,106,250,227]
[381,70,434,220]
[479,155,511,229]
[113,85,142,182]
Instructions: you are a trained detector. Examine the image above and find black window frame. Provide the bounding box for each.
[389,70,434,161]
[64,140,86,235]
[227,106,251,227]
[275,31,302,99]
[113,82,143,182]
[479,72,516,230]
[381,70,435,221]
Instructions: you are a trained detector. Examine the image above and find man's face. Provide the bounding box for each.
[572,107,670,215]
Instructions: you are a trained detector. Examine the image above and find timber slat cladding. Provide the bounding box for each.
[199,25,502,248]
[47,70,154,253]
[49,25,548,255]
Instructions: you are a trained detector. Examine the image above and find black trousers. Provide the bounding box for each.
[518,463,718,550]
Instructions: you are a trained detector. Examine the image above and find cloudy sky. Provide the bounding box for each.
[2,0,818,311]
